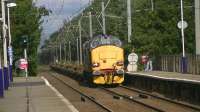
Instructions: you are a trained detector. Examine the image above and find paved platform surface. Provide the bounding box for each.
[0,77,78,112]
[127,71,200,84]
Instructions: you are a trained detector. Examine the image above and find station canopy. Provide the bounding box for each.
[90,35,122,49]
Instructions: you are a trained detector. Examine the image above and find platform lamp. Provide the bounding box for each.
[179,0,187,73]
[7,2,17,82]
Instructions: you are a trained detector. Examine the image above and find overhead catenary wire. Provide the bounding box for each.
[44,0,195,64]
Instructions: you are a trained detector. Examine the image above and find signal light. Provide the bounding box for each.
[21,35,28,48]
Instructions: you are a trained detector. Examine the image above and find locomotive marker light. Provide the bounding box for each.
[127,52,138,72]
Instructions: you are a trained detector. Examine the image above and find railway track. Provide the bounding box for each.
[101,87,165,112]
[46,72,166,112]
[101,85,200,112]
[49,73,113,112]
[45,70,200,112]
[119,85,200,112]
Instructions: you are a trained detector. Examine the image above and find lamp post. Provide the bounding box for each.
[7,2,17,82]
[2,0,9,90]
[180,0,187,73]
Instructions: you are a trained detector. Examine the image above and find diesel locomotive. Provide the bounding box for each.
[83,35,124,85]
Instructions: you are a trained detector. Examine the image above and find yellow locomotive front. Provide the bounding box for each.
[83,35,124,85]
[91,45,124,84]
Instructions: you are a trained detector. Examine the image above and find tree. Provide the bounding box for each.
[44,0,195,61]
[11,0,49,76]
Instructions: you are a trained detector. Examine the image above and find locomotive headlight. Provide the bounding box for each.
[116,69,124,74]
[92,62,100,67]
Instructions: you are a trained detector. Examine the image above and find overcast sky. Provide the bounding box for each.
[35,0,90,46]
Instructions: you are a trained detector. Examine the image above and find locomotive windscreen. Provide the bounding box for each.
[90,35,122,49]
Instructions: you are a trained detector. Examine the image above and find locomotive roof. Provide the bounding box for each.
[89,35,122,49]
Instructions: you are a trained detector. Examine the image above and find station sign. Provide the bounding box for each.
[128,53,138,65]
[18,59,28,70]
[127,53,138,72]
[177,21,188,29]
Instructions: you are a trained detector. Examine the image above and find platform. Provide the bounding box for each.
[125,71,200,105]
[127,71,200,85]
[0,77,78,112]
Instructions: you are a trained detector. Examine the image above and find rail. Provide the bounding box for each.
[101,87,165,112]
[50,74,114,112]
[120,85,200,111]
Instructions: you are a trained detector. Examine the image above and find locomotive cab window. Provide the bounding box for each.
[90,35,122,49]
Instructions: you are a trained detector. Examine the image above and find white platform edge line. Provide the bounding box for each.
[41,76,79,112]
[127,72,200,83]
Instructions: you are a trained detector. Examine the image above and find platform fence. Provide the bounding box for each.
[154,55,200,75]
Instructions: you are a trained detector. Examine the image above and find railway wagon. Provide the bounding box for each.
[83,35,124,85]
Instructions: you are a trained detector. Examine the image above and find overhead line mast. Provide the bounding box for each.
[102,2,106,35]
[127,0,132,43]
[79,20,83,65]
[89,12,93,39]
[195,0,200,55]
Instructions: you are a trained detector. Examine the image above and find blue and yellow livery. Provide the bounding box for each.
[83,35,124,85]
